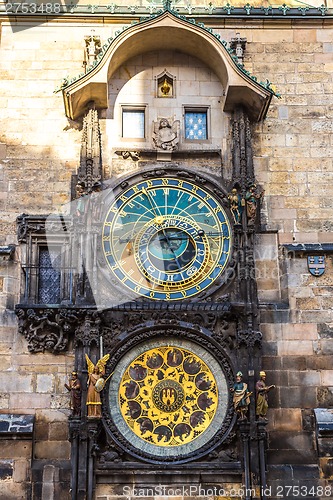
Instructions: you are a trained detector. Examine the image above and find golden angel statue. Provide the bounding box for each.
[85,353,110,418]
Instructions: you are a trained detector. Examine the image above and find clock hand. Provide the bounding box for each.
[141,187,164,224]
[156,230,185,277]
[141,187,184,276]
[197,230,225,237]
[119,229,224,243]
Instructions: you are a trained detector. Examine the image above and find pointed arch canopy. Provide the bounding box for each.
[62,11,273,121]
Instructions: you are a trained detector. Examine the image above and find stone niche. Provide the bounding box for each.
[0,414,34,498]
[314,408,333,480]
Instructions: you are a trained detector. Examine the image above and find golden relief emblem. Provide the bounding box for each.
[119,346,218,446]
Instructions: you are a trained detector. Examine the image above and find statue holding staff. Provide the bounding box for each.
[85,354,110,418]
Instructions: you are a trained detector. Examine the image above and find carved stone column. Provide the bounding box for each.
[71,107,103,199]
[69,418,81,500]
[257,421,268,499]
[239,421,252,499]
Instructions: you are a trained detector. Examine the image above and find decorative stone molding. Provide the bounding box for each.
[114,151,140,161]
[230,33,247,64]
[16,307,80,353]
[72,108,103,198]
[74,310,101,347]
[230,33,247,65]
[84,34,102,70]
[237,329,262,348]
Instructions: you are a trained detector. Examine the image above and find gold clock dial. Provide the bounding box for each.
[108,338,229,459]
[119,346,218,447]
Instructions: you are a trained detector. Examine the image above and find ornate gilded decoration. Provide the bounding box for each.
[86,354,110,418]
[157,72,174,98]
[118,346,218,447]
[161,78,171,96]
[107,336,231,460]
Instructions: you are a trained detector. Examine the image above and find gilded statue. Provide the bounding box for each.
[256,371,275,421]
[85,353,110,418]
[245,183,264,225]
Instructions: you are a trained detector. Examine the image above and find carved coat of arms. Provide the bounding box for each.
[307,255,325,276]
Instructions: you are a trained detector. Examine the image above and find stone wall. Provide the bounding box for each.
[1,22,332,233]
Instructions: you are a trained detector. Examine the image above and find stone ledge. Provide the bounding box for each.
[282,243,333,255]
[114,148,222,158]
[0,245,15,261]
[267,464,320,480]
[0,414,34,438]
[314,408,333,437]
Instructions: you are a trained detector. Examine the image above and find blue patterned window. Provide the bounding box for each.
[185,111,207,140]
[122,109,145,139]
[38,247,61,304]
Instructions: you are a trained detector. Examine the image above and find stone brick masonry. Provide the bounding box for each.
[0,7,333,499]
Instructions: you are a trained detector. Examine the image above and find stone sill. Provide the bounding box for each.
[0,245,15,260]
[282,243,333,255]
[114,148,222,158]
[0,414,34,439]
[16,301,231,312]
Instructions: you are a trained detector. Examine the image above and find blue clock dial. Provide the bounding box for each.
[102,177,232,301]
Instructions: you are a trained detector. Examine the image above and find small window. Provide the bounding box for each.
[122,108,145,139]
[184,109,208,140]
[38,247,61,304]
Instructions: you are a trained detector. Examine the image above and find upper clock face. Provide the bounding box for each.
[102,176,232,301]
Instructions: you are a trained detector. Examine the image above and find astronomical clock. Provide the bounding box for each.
[17,105,265,495]
[14,4,273,495]
[96,168,236,463]
[101,174,232,302]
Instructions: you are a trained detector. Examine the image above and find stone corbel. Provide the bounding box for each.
[74,310,101,347]
[0,245,15,262]
[237,329,262,349]
[114,151,140,161]
[16,307,80,353]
